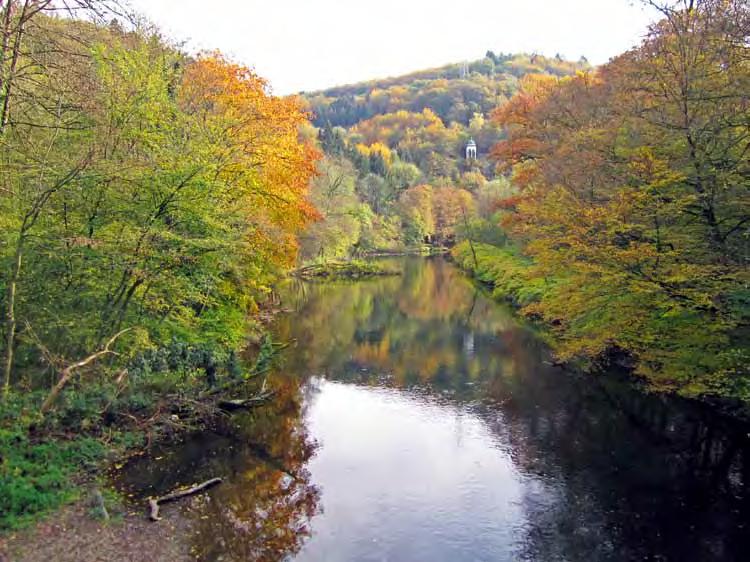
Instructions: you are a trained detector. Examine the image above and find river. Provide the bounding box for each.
[115,256,750,561]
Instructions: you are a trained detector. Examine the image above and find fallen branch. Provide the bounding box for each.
[218,391,275,411]
[40,328,132,415]
[148,477,222,521]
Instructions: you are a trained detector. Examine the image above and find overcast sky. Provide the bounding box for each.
[128,0,660,95]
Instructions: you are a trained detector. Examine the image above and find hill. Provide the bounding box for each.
[305,52,589,128]
[296,52,587,260]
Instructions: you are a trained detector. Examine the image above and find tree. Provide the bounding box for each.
[358,173,390,215]
[0,22,319,400]
[432,187,475,245]
[299,156,365,259]
[386,161,422,195]
[487,0,750,398]
[399,184,435,244]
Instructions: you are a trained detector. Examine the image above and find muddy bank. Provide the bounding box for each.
[0,499,198,562]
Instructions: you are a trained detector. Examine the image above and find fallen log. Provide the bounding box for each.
[218,391,275,411]
[148,477,222,521]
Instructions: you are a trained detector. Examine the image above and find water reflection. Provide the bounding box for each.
[297,379,524,561]
[116,379,321,562]
[275,257,750,562]
[275,257,528,394]
[117,257,750,561]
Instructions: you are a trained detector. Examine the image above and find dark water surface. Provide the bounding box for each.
[116,257,750,561]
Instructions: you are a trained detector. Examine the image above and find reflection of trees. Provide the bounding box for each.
[115,378,320,562]
[276,257,750,561]
[188,378,320,562]
[275,257,524,392]
[479,361,750,561]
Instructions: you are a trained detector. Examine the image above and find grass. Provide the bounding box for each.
[452,241,548,306]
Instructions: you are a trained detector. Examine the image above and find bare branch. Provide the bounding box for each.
[40,327,132,414]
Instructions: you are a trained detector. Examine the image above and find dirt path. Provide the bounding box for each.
[0,500,196,562]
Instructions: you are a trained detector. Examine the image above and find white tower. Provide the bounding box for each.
[465,138,477,160]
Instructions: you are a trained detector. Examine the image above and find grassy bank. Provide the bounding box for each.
[452,241,750,414]
[452,241,549,308]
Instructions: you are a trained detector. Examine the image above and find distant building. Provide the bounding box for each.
[465,138,477,160]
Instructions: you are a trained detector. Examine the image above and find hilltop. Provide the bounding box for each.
[304,52,589,128]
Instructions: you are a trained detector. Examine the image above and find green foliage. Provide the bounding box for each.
[452,242,549,306]
[456,216,508,247]
[0,390,144,530]
[358,213,405,253]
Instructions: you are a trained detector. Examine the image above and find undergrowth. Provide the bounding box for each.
[0,336,278,531]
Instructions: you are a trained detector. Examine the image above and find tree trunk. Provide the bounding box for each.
[0,0,28,135]
[2,239,22,398]
[460,206,479,270]
[0,1,14,98]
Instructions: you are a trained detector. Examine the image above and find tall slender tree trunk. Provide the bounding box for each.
[0,0,28,135]
[3,237,23,398]
[460,206,478,270]
[0,2,14,96]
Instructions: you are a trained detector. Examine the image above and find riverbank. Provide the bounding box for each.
[0,371,283,561]
[0,326,281,536]
[0,500,195,562]
[451,241,750,420]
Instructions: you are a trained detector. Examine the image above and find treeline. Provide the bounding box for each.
[0,5,317,401]
[455,0,750,403]
[301,120,516,260]
[306,53,588,128]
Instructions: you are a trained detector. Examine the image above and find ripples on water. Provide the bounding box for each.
[116,257,750,562]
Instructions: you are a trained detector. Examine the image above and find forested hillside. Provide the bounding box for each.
[298,53,587,259]
[306,52,587,127]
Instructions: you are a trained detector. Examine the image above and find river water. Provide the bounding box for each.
[116,257,750,561]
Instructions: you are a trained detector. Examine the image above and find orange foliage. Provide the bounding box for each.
[179,53,320,266]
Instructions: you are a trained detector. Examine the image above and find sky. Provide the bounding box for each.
[127,0,660,95]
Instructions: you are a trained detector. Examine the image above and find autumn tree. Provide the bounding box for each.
[0,20,319,401]
[485,0,750,399]
[299,156,366,260]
